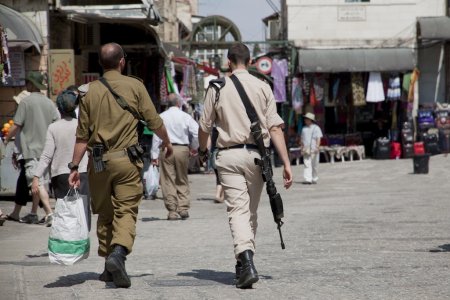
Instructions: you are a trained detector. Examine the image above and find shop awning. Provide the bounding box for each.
[0,4,43,52]
[418,17,450,40]
[298,48,416,73]
[57,4,161,25]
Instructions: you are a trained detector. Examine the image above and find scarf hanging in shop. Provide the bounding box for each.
[165,67,176,94]
[159,67,169,105]
[313,74,325,102]
[387,74,401,101]
[366,72,385,103]
[303,74,311,99]
[272,58,288,103]
[310,85,318,107]
[0,25,12,84]
[291,76,303,113]
[326,77,339,107]
[408,68,420,103]
[351,73,366,107]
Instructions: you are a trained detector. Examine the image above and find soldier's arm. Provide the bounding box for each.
[269,126,293,189]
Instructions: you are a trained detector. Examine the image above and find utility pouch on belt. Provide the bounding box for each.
[127,144,144,163]
[92,144,106,173]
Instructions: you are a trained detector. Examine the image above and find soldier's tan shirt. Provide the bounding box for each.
[200,69,284,148]
[76,70,163,151]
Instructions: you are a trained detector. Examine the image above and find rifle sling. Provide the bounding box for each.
[229,74,259,124]
[98,77,147,126]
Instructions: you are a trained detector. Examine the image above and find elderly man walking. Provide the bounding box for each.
[151,93,199,220]
[4,71,59,225]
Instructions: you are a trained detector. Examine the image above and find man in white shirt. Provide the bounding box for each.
[151,93,199,220]
[301,113,323,184]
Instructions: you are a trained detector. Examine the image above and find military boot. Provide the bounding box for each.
[235,250,259,289]
[99,261,113,282]
[105,245,131,288]
[235,261,242,279]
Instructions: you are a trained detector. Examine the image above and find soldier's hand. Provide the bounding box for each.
[283,165,293,189]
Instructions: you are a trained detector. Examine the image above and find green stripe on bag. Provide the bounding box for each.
[48,238,90,255]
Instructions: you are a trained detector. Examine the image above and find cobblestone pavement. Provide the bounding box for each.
[1,155,449,299]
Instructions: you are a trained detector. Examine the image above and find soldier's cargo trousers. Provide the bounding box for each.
[215,148,264,258]
[88,156,143,257]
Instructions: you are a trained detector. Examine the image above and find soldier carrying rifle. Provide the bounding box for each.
[198,42,293,289]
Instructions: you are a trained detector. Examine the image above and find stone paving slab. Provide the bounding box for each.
[0,156,449,299]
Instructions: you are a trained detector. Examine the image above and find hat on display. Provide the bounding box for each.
[304,112,316,122]
[25,71,46,90]
[56,90,78,118]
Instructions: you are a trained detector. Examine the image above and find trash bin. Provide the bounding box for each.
[413,154,430,174]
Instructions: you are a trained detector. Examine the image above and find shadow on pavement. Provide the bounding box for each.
[177,269,273,286]
[177,269,235,285]
[44,272,99,288]
[140,217,164,222]
[26,253,48,258]
[429,244,450,252]
[45,272,154,288]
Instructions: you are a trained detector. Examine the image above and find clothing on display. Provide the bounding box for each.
[291,76,303,113]
[351,73,366,106]
[408,68,420,103]
[272,58,288,103]
[180,64,197,102]
[313,75,326,103]
[366,72,385,103]
[387,74,401,101]
[0,25,11,85]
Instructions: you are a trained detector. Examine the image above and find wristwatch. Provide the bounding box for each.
[68,162,79,171]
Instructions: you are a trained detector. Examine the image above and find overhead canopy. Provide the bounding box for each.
[0,4,43,52]
[58,4,161,25]
[299,48,416,73]
[418,17,450,40]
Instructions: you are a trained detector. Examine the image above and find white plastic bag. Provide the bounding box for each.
[48,189,90,265]
[143,164,159,197]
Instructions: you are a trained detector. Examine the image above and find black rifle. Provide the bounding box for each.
[230,74,286,250]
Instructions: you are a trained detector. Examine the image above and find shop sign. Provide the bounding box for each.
[4,47,25,87]
[256,57,273,75]
[48,49,75,99]
[338,6,366,22]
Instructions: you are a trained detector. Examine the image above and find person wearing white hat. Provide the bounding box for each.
[301,112,323,184]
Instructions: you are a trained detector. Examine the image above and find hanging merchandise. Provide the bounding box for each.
[272,58,288,103]
[291,76,303,113]
[309,85,318,107]
[303,74,311,99]
[387,74,401,101]
[313,74,325,102]
[159,65,169,105]
[165,66,176,94]
[351,73,366,107]
[326,77,339,107]
[366,72,385,103]
[408,68,420,103]
[0,25,12,85]
[180,64,197,102]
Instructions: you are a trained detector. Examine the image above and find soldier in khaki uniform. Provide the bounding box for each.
[68,43,172,288]
[198,43,293,289]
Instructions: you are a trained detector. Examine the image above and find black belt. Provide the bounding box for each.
[218,144,258,151]
[172,143,189,146]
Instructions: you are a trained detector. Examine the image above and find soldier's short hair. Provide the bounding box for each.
[227,42,250,66]
[99,43,125,70]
